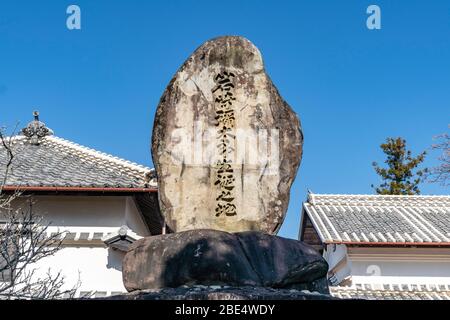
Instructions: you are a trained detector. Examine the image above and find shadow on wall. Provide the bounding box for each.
[107,248,125,272]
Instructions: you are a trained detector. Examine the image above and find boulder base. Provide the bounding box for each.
[123,229,328,294]
[105,286,336,300]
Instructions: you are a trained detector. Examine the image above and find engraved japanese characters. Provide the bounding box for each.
[213,72,237,217]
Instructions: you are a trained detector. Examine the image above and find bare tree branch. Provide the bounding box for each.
[427,127,450,186]
[1,125,79,299]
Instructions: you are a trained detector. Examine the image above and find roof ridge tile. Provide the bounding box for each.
[47,136,153,174]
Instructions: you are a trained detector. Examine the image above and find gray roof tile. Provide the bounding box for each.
[303,193,450,245]
[0,135,157,189]
[330,285,450,300]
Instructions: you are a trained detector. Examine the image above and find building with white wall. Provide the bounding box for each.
[299,193,450,300]
[0,113,162,297]
[4,114,449,300]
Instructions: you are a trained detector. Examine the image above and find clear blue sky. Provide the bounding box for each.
[1,1,449,239]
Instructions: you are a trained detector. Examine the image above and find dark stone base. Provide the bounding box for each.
[104,286,337,300]
[123,229,329,294]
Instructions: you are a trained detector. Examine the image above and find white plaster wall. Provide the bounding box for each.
[31,196,127,228]
[324,244,348,270]
[324,244,352,285]
[32,247,127,295]
[349,257,450,285]
[9,195,150,296]
[125,197,149,237]
[327,246,450,286]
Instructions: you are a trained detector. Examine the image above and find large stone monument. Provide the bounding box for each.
[122,36,330,298]
[152,36,303,234]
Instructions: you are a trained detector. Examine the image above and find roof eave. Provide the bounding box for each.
[302,202,329,244]
[325,241,450,248]
[1,186,158,193]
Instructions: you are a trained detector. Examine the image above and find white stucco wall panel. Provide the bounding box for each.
[33,247,127,294]
[125,197,150,236]
[9,195,151,296]
[347,247,450,286]
[31,196,126,228]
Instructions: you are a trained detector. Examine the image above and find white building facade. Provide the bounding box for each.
[0,114,162,298]
[299,193,450,300]
[29,196,152,297]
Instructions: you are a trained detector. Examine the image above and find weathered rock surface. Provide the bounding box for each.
[152,36,303,234]
[123,229,260,291]
[105,286,337,300]
[123,230,328,294]
[236,232,328,288]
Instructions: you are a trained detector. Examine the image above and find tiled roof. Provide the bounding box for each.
[0,135,157,190]
[303,193,450,245]
[330,284,450,300]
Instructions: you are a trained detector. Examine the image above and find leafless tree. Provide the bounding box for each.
[427,127,450,186]
[0,127,80,299]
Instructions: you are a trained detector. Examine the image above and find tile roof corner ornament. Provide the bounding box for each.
[21,111,54,145]
[307,189,315,205]
[102,225,142,251]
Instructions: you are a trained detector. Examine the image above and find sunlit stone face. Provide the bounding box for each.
[152,36,303,234]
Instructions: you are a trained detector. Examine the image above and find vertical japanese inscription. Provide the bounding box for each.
[212,72,237,217]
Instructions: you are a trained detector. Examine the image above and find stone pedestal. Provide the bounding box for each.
[123,230,329,295]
